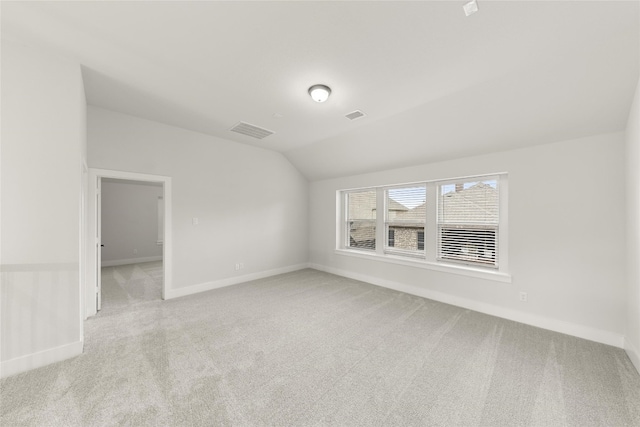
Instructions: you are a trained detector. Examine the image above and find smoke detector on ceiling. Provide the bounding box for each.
[229,121,275,140]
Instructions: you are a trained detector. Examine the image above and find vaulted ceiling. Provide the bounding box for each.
[2,1,638,180]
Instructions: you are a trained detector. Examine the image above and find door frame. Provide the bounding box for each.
[85,168,172,318]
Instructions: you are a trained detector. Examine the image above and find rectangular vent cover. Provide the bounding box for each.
[230,121,274,139]
[345,110,366,121]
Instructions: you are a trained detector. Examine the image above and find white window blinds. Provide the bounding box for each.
[437,179,499,267]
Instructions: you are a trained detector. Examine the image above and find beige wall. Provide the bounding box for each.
[1,40,86,376]
[310,132,627,347]
[88,106,309,294]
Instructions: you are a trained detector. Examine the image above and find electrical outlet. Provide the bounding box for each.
[239,263,244,270]
[519,292,528,302]
[133,249,138,255]
[192,217,199,225]
[235,263,240,271]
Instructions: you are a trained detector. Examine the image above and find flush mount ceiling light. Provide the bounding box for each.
[463,0,479,16]
[308,84,331,103]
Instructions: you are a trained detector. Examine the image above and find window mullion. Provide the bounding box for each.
[337,191,345,249]
[376,187,385,256]
[425,182,438,263]
[498,176,509,273]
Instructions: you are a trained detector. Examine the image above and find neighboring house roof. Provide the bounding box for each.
[385,198,410,220]
[350,224,376,243]
[348,191,409,220]
[391,182,498,225]
[387,199,409,211]
[439,182,498,224]
[393,202,426,224]
[349,182,498,227]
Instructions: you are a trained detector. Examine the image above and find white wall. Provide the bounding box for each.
[625,75,640,372]
[101,180,163,266]
[309,132,627,347]
[87,106,309,297]
[1,40,86,377]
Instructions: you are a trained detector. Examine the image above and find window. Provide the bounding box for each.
[345,190,376,250]
[385,185,426,257]
[437,179,498,268]
[337,174,508,280]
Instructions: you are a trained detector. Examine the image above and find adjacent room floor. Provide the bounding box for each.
[100,261,164,313]
[1,265,639,426]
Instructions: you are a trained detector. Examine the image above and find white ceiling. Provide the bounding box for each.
[2,1,639,180]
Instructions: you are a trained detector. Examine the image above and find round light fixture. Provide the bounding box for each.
[308,84,331,103]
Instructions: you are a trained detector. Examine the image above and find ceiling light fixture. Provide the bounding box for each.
[308,84,331,103]
[463,0,479,16]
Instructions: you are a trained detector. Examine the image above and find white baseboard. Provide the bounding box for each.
[165,263,310,300]
[310,263,625,348]
[0,340,83,379]
[102,256,162,267]
[625,339,640,375]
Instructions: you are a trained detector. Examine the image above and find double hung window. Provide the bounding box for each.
[437,179,499,268]
[345,190,377,251]
[338,174,508,279]
[384,185,426,258]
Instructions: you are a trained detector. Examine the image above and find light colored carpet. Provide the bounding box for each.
[1,265,639,426]
[100,261,164,314]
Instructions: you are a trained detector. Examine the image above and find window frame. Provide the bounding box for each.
[436,177,500,269]
[343,189,377,252]
[336,173,510,283]
[383,184,427,259]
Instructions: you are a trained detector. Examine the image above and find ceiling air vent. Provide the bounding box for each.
[345,110,366,121]
[229,121,275,140]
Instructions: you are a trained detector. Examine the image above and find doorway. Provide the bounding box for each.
[86,169,172,318]
[100,178,163,312]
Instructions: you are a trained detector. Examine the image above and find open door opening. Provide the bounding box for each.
[86,169,172,318]
[100,178,164,312]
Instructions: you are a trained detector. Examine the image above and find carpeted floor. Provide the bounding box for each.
[1,264,639,426]
[100,261,164,314]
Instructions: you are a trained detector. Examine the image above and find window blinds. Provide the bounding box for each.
[437,179,499,267]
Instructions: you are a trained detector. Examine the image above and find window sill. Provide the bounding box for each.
[334,248,511,283]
